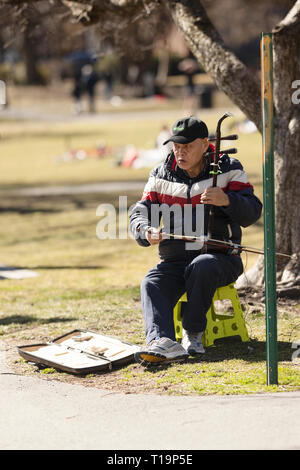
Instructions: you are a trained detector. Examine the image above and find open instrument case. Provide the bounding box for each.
[17,329,140,374]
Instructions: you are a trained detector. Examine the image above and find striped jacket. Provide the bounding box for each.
[130,147,262,261]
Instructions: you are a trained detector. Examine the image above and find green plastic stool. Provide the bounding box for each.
[173,283,249,347]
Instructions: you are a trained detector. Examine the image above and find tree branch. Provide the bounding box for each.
[6,0,298,134]
[60,0,157,24]
[273,0,300,36]
[166,0,261,129]
[60,0,262,127]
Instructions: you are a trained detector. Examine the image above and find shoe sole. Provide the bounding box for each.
[188,348,205,356]
[135,351,188,366]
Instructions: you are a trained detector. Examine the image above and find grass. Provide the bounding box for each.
[0,103,299,395]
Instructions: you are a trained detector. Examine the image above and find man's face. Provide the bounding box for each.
[173,138,209,177]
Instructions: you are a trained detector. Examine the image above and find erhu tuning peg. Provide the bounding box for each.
[222,148,238,154]
[221,134,238,140]
[209,134,238,141]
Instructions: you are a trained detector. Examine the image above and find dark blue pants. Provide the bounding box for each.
[141,253,243,344]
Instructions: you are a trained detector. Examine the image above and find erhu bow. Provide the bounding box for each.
[161,232,295,260]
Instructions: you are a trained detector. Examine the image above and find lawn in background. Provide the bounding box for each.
[1,107,298,395]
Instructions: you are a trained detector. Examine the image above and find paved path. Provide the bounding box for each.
[0,341,299,450]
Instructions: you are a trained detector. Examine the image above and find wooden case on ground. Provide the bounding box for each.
[18,329,140,374]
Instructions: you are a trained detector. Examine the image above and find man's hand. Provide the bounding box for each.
[201,187,230,206]
[145,227,164,245]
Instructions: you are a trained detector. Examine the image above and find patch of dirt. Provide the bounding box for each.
[238,286,300,312]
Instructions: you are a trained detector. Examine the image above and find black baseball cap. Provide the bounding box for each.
[163,117,209,145]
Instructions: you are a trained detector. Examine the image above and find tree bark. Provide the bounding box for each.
[272,1,300,284]
[237,1,300,288]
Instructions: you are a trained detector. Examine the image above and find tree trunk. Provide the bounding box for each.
[270,3,300,285]
[22,21,45,85]
[237,3,300,289]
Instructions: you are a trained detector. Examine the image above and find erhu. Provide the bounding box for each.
[162,113,295,260]
[206,112,238,239]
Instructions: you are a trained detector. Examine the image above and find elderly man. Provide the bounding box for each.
[130,116,262,365]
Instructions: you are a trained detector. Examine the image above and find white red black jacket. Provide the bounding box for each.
[130,147,262,261]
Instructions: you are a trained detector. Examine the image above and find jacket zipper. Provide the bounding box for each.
[187,179,193,204]
[186,177,209,237]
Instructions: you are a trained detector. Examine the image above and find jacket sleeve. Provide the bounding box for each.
[220,159,262,227]
[129,169,160,247]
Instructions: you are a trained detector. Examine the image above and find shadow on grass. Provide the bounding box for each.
[194,337,293,363]
[0,191,141,215]
[0,129,107,142]
[141,338,294,373]
[0,265,104,271]
[0,315,77,326]
[0,207,62,214]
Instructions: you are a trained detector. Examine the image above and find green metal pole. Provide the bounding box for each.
[260,33,278,385]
